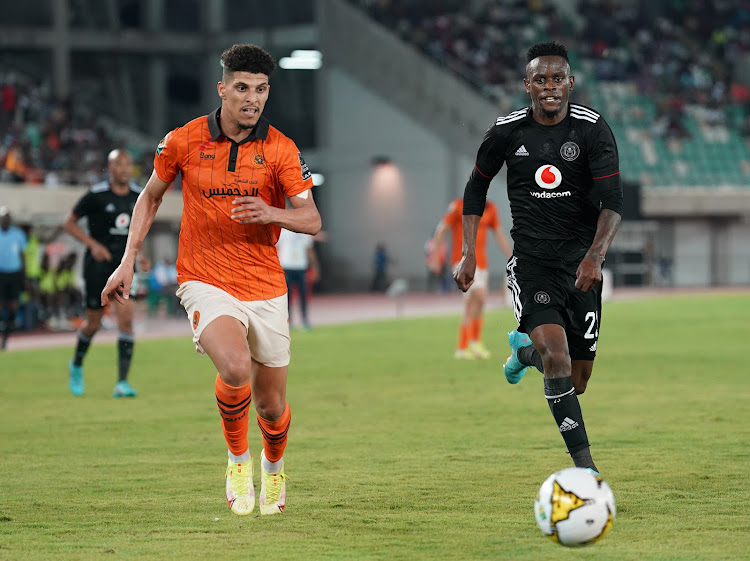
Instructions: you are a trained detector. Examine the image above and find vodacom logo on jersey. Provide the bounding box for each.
[109,213,131,235]
[535,164,562,189]
[115,213,131,228]
[531,164,571,199]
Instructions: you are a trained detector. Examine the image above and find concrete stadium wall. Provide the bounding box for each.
[726,221,750,285]
[317,69,513,291]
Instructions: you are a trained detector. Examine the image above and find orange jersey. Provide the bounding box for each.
[443,198,500,269]
[153,109,313,301]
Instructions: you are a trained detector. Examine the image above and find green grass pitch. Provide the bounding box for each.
[1,293,749,560]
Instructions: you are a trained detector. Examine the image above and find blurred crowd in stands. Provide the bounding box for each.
[9,224,180,335]
[0,70,153,187]
[2,1,750,189]
[356,0,750,139]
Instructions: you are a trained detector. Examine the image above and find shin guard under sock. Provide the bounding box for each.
[257,403,291,463]
[117,332,134,382]
[215,374,251,456]
[544,376,597,471]
[73,331,93,367]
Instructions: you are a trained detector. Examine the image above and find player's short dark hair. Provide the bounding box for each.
[527,41,569,63]
[220,44,276,80]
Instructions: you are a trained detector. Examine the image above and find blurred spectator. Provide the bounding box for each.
[39,252,61,329]
[2,142,27,183]
[277,228,319,329]
[0,73,17,130]
[740,114,750,140]
[0,206,27,349]
[147,259,180,318]
[20,225,42,330]
[45,238,67,270]
[371,242,389,292]
[653,95,691,140]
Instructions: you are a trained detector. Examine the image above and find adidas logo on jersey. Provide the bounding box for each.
[559,417,579,432]
[515,145,529,156]
[589,341,598,352]
[105,203,116,212]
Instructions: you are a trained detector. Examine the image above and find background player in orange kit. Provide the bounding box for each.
[101,44,321,517]
[430,198,511,359]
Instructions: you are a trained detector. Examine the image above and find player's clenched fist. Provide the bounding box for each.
[453,255,476,292]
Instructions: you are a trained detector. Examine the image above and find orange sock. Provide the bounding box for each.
[457,324,471,350]
[215,374,251,456]
[257,402,291,463]
[471,317,484,342]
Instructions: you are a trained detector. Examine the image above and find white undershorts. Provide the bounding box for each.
[176,281,290,367]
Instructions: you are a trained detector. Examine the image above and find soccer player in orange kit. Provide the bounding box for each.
[430,198,511,359]
[101,44,321,516]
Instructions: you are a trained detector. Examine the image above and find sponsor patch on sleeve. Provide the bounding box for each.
[298,152,312,181]
[156,134,169,156]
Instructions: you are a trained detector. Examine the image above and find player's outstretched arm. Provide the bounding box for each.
[101,171,171,307]
[428,219,449,274]
[575,209,621,292]
[453,214,480,292]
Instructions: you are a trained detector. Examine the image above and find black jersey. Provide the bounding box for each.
[475,104,619,271]
[72,181,141,262]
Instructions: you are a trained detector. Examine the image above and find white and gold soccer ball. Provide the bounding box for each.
[534,467,615,547]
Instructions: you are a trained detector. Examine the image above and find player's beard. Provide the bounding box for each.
[539,103,563,120]
[236,114,258,131]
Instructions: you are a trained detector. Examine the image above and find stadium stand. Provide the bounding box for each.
[0,69,154,187]
[351,0,750,188]
[6,0,745,190]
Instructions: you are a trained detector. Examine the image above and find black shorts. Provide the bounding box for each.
[0,271,24,304]
[83,257,128,310]
[506,255,602,361]
[83,268,113,310]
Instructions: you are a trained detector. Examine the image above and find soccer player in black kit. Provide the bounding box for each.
[453,41,622,474]
[63,149,142,398]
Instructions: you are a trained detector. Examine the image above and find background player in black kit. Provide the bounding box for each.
[453,41,622,474]
[63,149,142,398]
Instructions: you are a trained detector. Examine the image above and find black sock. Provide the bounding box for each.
[73,331,93,367]
[571,447,597,473]
[544,376,597,471]
[518,345,545,373]
[118,333,134,382]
